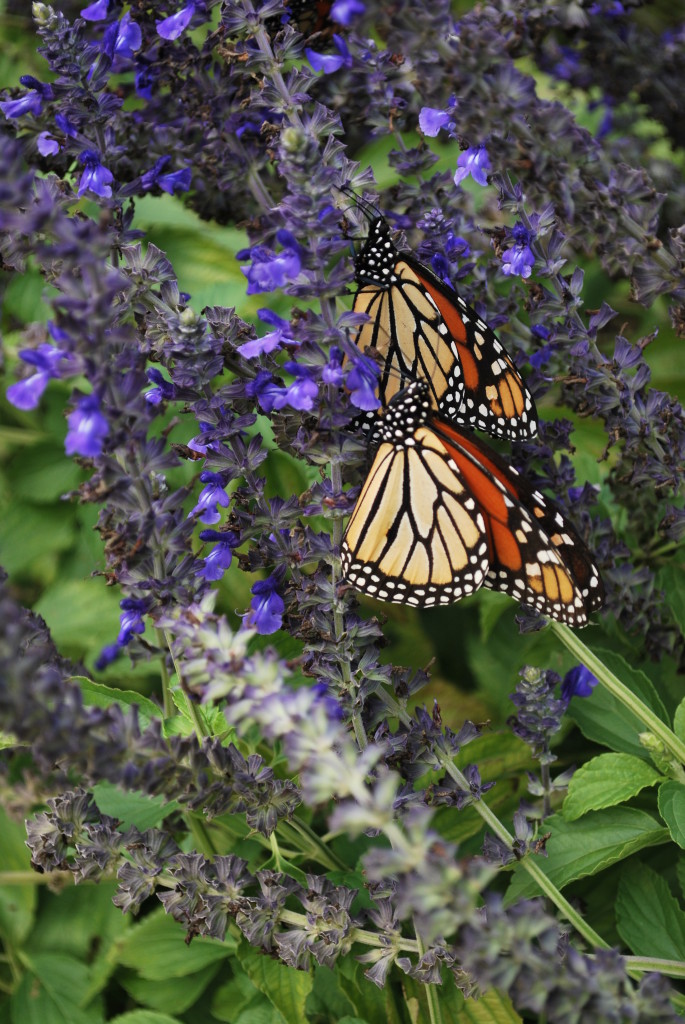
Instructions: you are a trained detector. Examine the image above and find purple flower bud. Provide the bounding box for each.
[65,394,109,457]
[306,35,351,74]
[418,107,450,136]
[196,530,240,581]
[77,150,114,199]
[453,145,491,187]
[246,574,285,635]
[561,665,599,701]
[81,0,109,19]
[331,0,364,24]
[345,354,380,411]
[37,131,59,156]
[95,643,120,670]
[117,599,147,645]
[188,472,231,525]
[157,3,195,41]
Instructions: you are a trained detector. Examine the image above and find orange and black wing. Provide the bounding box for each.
[342,382,603,626]
[352,216,537,441]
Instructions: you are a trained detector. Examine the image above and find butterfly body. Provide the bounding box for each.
[352,216,538,442]
[341,381,604,626]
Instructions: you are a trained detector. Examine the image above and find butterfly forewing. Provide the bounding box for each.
[351,216,538,441]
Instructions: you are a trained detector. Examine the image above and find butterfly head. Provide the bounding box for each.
[371,380,432,446]
[354,216,398,286]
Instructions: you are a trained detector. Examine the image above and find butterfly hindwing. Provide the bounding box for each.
[352,216,537,441]
[342,382,604,626]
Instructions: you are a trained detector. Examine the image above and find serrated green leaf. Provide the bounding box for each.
[109,1013,183,1024]
[674,699,685,744]
[91,782,179,831]
[76,678,161,730]
[26,882,127,961]
[211,972,263,1022]
[13,953,103,1024]
[0,806,37,946]
[457,990,522,1023]
[564,753,662,820]
[116,908,236,979]
[616,860,685,959]
[118,963,221,1015]
[506,808,668,903]
[238,947,313,1024]
[657,780,685,849]
[567,649,669,759]
[305,966,357,1023]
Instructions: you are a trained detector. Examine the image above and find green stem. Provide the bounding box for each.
[624,956,685,980]
[155,627,175,719]
[281,818,348,872]
[550,623,685,765]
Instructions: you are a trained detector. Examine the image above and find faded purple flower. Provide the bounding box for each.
[65,394,109,457]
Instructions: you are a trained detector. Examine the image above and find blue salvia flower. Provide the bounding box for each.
[561,665,599,700]
[140,155,191,195]
[246,572,286,635]
[156,4,198,41]
[188,472,231,525]
[453,145,491,187]
[501,222,536,278]
[6,342,72,410]
[64,394,109,456]
[77,149,114,198]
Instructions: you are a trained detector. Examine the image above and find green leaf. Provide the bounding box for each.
[91,782,179,831]
[211,972,265,1023]
[616,860,685,959]
[674,698,685,744]
[506,808,669,903]
[7,443,83,503]
[305,966,356,1023]
[677,857,685,901]
[109,1013,184,1024]
[336,958,391,1023]
[27,882,127,961]
[567,649,669,759]
[118,963,221,1015]
[13,953,104,1024]
[115,908,236,979]
[76,678,161,730]
[457,990,522,1023]
[0,502,74,576]
[33,580,121,656]
[659,565,685,638]
[0,806,37,946]
[657,780,685,849]
[564,753,662,820]
[238,947,313,1024]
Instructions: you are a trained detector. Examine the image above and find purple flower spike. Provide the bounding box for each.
[561,665,599,701]
[331,0,364,24]
[501,223,535,279]
[77,150,114,198]
[345,354,380,411]
[157,4,195,41]
[196,530,240,581]
[188,472,231,525]
[419,107,450,137]
[246,574,285,635]
[81,0,109,18]
[65,394,109,457]
[453,145,491,187]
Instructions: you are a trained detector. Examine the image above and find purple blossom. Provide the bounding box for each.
[345,355,380,411]
[157,4,195,41]
[501,224,536,279]
[144,368,176,405]
[0,77,52,120]
[331,0,365,25]
[453,145,491,187]
[55,113,78,138]
[196,530,240,581]
[418,107,451,137]
[238,310,296,358]
[322,347,344,386]
[140,155,191,195]
[117,599,148,646]
[81,0,109,18]
[6,343,70,410]
[64,395,109,457]
[305,35,352,74]
[245,371,285,414]
[188,472,231,525]
[561,665,599,700]
[77,150,114,198]
[246,574,285,635]
[239,241,302,295]
[274,363,319,411]
[104,12,142,60]
[37,131,59,156]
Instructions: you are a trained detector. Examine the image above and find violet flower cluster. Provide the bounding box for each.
[1,0,684,1018]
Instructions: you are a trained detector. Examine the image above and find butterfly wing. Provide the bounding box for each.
[352,216,537,441]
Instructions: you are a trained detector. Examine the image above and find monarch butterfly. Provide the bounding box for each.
[341,381,604,626]
[351,213,538,442]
